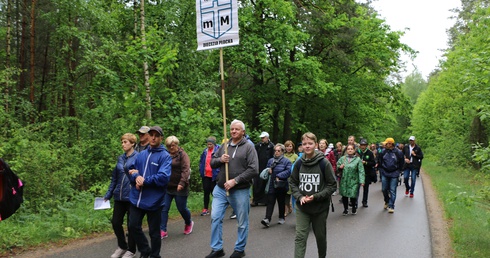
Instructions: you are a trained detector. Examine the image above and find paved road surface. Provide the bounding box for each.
[25,176,431,258]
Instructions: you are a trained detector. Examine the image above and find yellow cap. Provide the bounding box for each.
[384,138,395,144]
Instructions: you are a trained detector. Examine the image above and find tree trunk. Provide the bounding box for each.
[272,105,280,143]
[133,0,138,40]
[29,0,37,107]
[38,32,50,116]
[140,0,151,120]
[19,0,28,92]
[5,0,12,111]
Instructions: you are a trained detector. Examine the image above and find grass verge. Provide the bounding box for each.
[423,159,490,257]
[0,191,207,256]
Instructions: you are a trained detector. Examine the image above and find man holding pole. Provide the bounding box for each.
[207,119,259,258]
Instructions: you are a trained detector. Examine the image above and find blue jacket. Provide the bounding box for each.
[104,151,138,202]
[129,145,171,211]
[265,156,292,193]
[199,145,220,181]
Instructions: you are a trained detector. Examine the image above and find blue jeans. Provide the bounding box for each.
[160,193,192,231]
[403,165,419,194]
[381,174,398,209]
[129,205,162,258]
[210,186,250,252]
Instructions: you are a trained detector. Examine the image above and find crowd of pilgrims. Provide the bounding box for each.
[105,125,423,258]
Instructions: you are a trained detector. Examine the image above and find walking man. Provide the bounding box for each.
[377,137,404,213]
[357,138,377,207]
[289,132,337,258]
[135,126,151,152]
[128,126,172,258]
[402,136,424,198]
[206,120,259,258]
[252,132,274,206]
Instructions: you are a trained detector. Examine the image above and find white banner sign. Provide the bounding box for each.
[196,0,239,51]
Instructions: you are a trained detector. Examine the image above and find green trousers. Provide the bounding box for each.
[294,207,329,258]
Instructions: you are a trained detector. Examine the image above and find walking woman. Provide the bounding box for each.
[337,144,365,215]
[260,143,292,227]
[160,136,194,238]
[199,136,220,216]
[105,133,138,258]
[283,140,298,216]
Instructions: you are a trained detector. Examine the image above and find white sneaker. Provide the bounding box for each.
[122,251,135,258]
[111,247,127,258]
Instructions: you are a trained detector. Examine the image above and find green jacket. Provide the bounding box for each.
[289,151,337,214]
[337,155,365,198]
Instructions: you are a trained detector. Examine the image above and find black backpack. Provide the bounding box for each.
[0,158,24,221]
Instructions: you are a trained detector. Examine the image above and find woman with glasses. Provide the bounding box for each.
[259,143,292,227]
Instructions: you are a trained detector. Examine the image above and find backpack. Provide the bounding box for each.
[382,150,399,172]
[0,158,24,221]
[294,158,335,212]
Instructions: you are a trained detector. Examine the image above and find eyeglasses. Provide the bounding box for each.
[274,150,282,152]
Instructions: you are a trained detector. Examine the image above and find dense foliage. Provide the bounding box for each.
[0,0,413,215]
[1,0,489,255]
[411,1,490,169]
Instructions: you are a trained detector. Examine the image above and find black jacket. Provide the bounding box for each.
[255,141,274,172]
[402,144,424,168]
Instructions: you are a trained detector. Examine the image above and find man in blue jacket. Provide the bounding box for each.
[377,138,405,213]
[128,126,171,258]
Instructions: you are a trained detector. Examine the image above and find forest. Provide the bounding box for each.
[0,0,489,254]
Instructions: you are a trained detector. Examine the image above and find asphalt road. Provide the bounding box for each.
[24,176,431,258]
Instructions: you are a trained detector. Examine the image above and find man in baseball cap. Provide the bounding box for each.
[148,126,163,137]
[128,124,171,258]
[252,131,274,206]
[402,135,424,197]
[135,126,151,152]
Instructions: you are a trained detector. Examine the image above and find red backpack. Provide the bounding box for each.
[0,158,24,221]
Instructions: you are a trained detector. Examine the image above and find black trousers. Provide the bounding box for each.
[112,200,136,253]
[202,177,216,209]
[265,189,286,220]
[252,175,268,204]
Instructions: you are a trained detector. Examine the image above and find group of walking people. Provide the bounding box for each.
[104,126,193,258]
[103,121,423,258]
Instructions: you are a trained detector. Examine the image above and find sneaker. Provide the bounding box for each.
[230,250,246,258]
[388,208,395,213]
[261,218,270,227]
[122,251,135,258]
[362,202,368,208]
[160,230,168,239]
[230,213,237,219]
[342,210,348,216]
[184,221,194,235]
[384,203,388,210]
[410,193,414,198]
[405,190,409,196]
[205,249,225,258]
[201,209,209,216]
[111,247,127,258]
[352,207,357,215]
[278,218,285,224]
[332,191,337,196]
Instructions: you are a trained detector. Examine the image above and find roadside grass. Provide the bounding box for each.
[423,159,490,257]
[0,191,207,256]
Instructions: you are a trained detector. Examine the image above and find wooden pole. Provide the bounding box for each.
[220,48,229,196]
